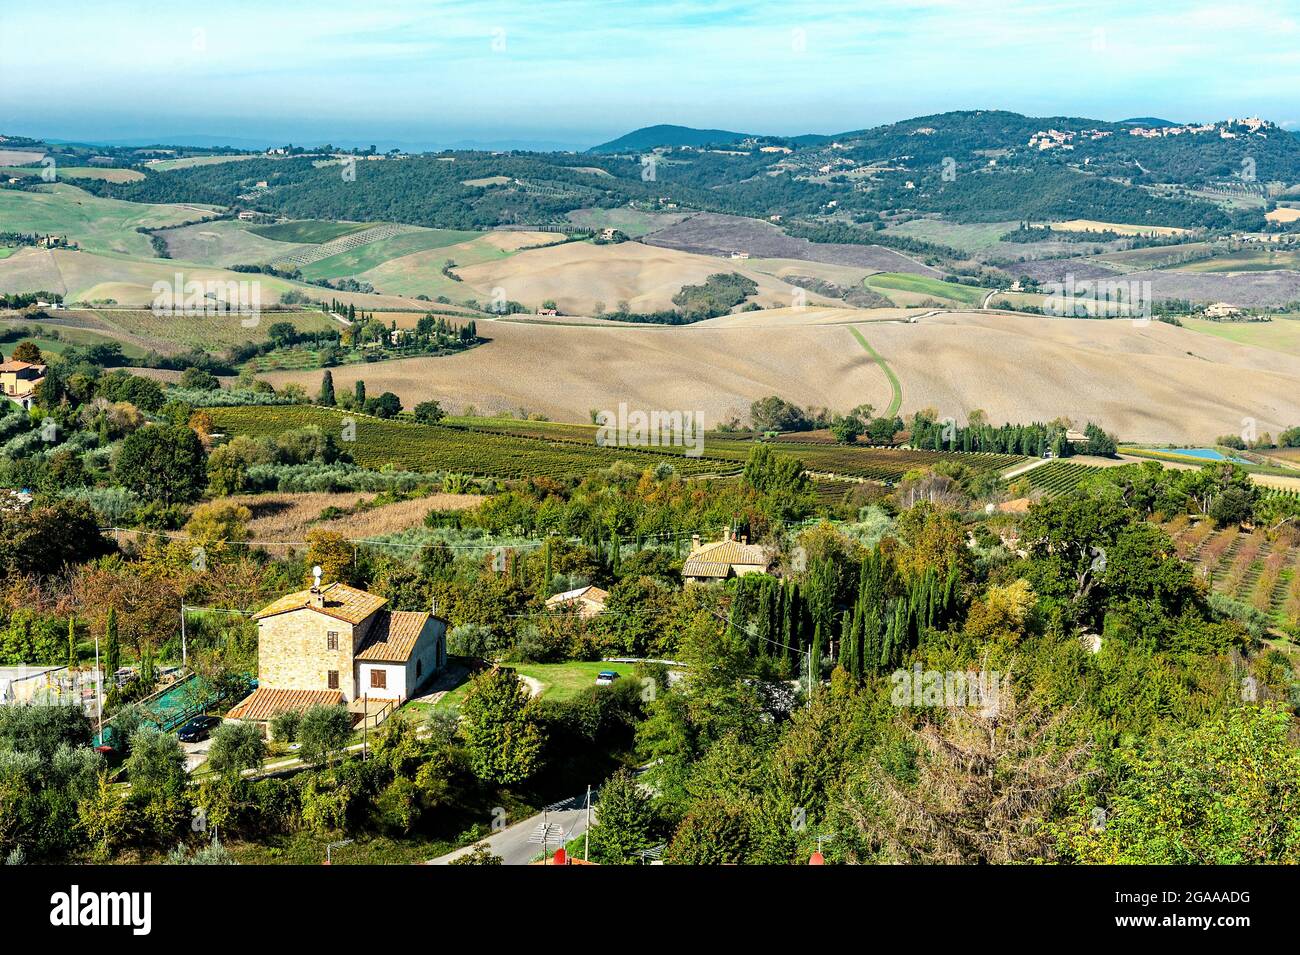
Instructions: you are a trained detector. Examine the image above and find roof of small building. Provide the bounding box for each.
[682,538,768,577]
[545,585,609,606]
[253,581,387,625]
[355,610,432,662]
[0,359,44,373]
[226,687,345,721]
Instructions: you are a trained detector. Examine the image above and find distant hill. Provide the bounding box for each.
[1120,117,1182,127]
[588,124,753,153]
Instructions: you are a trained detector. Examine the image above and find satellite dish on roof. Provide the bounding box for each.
[312,565,323,589]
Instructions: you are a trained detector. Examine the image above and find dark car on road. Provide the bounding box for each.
[177,715,222,742]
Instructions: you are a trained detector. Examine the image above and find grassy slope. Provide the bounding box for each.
[848,325,902,416]
[0,184,217,257]
[865,271,987,307]
[300,228,481,281]
[249,219,375,244]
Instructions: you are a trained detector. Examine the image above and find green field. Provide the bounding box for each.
[147,155,265,172]
[300,228,481,281]
[1173,248,1300,273]
[883,218,1020,253]
[865,271,988,307]
[1181,316,1300,357]
[0,184,218,257]
[0,323,152,361]
[2,166,145,183]
[250,220,374,244]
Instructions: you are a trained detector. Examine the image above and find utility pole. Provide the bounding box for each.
[584,785,592,862]
[180,604,187,668]
[94,635,103,744]
[362,690,368,759]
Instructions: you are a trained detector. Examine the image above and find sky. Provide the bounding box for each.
[3,0,1299,151]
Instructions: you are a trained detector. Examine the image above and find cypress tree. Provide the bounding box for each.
[67,616,77,672]
[105,608,120,677]
[318,369,336,406]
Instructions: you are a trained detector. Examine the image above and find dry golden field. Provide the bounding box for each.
[449,240,839,314]
[260,308,1300,443]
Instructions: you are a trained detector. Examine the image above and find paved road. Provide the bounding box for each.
[427,794,593,865]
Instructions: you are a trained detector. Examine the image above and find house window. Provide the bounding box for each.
[370,669,386,689]
[327,670,339,689]
[326,631,338,650]
[416,660,422,679]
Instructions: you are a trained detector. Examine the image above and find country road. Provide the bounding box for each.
[426,793,592,865]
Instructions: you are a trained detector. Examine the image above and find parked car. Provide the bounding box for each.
[177,715,221,742]
[595,670,621,686]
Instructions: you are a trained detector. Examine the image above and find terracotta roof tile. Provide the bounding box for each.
[355,610,430,662]
[253,582,386,625]
[226,687,344,721]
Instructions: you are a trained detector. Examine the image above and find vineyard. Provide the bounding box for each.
[209,405,739,481]
[1020,460,1107,496]
[270,222,423,269]
[1166,517,1300,631]
[444,417,1026,484]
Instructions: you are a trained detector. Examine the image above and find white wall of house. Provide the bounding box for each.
[356,662,405,700]
[406,619,446,696]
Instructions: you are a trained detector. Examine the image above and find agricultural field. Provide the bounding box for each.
[159,219,312,267]
[450,239,832,315]
[0,183,219,257]
[231,491,486,540]
[1180,316,1300,357]
[249,219,375,244]
[259,308,1300,444]
[1265,206,1300,224]
[1086,241,1220,271]
[865,272,988,307]
[145,154,265,172]
[1,166,145,183]
[1172,248,1300,273]
[91,307,337,352]
[0,320,153,362]
[643,212,942,276]
[1050,219,1191,237]
[299,226,481,281]
[564,206,691,237]
[1167,520,1300,630]
[208,405,738,480]
[1018,460,1107,496]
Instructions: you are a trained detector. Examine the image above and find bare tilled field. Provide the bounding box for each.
[235,492,484,540]
[261,308,1300,443]
[452,240,838,314]
[642,213,942,276]
[1123,268,1300,306]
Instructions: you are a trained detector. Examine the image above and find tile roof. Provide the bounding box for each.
[545,585,609,606]
[682,538,769,577]
[355,610,431,662]
[253,582,387,625]
[0,359,43,373]
[226,687,344,721]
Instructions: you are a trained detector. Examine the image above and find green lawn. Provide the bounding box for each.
[1182,315,1300,358]
[432,660,639,711]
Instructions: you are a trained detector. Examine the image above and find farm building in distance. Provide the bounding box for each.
[226,574,447,731]
[545,585,609,618]
[682,529,771,583]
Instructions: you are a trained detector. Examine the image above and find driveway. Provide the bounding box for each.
[180,737,213,772]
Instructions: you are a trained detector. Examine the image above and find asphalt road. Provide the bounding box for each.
[426,793,593,865]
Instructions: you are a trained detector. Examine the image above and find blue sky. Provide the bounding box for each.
[3,0,1299,149]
